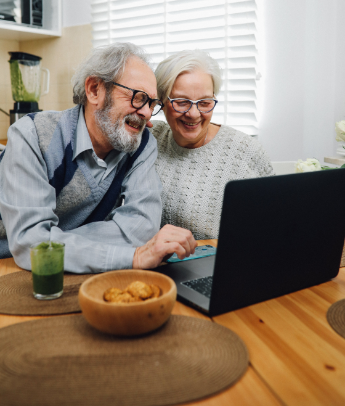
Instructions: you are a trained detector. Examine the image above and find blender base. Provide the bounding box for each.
[10,102,41,125]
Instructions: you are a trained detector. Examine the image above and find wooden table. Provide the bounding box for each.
[1,240,345,406]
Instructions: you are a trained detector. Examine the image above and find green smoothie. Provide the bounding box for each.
[9,60,40,102]
[31,241,65,299]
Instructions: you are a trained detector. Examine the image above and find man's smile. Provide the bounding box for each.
[124,115,145,132]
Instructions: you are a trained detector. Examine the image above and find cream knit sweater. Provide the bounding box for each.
[151,121,274,239]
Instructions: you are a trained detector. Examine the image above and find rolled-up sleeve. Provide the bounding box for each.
[0,118,162,273]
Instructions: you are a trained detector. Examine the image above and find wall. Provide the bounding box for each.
[259,0,345,163]
[0,39,19,139]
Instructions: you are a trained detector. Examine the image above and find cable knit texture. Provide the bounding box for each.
[151,120,274,239]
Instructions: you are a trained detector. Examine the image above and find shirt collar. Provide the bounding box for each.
[73,106,94,161]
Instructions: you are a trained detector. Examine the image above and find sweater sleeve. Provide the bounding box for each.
[0,117,162,273]
[246,136,275,177]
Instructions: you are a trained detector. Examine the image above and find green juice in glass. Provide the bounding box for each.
[30,241,65,300]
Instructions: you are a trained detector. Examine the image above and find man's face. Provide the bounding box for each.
[95,57,157,153]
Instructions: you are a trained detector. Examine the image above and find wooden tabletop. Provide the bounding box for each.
[1,239,345,405]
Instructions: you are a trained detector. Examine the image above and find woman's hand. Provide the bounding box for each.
[132,224,197,269]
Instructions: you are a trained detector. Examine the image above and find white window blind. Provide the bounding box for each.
[91,0,260,136]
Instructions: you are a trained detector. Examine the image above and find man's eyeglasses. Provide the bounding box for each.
[168,97,218,114]
[112,82,164,116]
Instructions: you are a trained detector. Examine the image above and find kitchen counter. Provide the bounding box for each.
[324,156,345,166]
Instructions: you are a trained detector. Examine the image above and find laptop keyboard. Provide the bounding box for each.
[181,276,213,299]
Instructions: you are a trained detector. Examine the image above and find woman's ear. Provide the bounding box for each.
[85,77,106,107]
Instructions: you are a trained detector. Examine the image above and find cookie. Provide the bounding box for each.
[150,284,161,299]
[111,292,141,303]
[126,281,153,300]
[103,287,123,302]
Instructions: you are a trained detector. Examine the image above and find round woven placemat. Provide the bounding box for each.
[326,299,345,338]
[0,271,92,315]
[0,314,249,406]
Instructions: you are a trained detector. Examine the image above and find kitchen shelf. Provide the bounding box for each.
[0,23,61,41]
[0,0,61,41]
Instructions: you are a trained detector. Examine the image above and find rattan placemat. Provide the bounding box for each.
[0,314,249,406]
[0,271,92,315]
[327,299,345,339]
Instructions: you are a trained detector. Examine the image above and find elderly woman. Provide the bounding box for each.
[151,50,274,240]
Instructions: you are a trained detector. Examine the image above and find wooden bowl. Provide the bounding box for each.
[78,270,177,336]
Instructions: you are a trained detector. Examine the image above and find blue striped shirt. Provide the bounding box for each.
[0,108,162,273]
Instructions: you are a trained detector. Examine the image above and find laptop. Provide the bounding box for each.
[155,169,345,316]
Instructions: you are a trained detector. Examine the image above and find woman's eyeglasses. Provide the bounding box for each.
[112,82,164,116]
[168,97,218,114]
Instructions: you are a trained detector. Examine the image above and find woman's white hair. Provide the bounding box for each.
[72,42,152,105]
[155,50,222,102]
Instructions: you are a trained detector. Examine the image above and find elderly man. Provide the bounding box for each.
[0,43,196,273]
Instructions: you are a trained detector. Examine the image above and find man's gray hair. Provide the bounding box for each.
[72,42,152,105]
[155,50,222,102]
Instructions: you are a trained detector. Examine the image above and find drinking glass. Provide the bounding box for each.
[30,241,65,300]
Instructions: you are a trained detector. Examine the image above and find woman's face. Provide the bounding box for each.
[163,70,214,148]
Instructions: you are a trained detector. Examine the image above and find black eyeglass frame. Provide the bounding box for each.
[168,97,218,114]
[112,82,164,116]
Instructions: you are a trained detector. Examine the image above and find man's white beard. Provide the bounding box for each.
[95,97,145,153]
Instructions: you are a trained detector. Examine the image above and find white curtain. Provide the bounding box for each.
[91,0,259,135]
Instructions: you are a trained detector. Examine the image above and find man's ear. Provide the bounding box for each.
[85,77,106,107]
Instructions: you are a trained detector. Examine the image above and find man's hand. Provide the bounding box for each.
[132,224,197,269]
[146,120,153,128]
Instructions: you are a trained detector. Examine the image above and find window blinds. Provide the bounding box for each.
[91,0,259,136]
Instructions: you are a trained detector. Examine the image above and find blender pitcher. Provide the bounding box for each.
[8,52,50,124]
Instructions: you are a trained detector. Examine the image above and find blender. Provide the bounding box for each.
[8,52,49,124]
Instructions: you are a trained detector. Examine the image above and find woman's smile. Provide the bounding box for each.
[180,120,201,130]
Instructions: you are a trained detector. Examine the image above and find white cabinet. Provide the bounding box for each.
[0,0,61,41]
